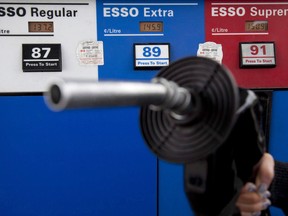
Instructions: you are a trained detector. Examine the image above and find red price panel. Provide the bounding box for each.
[240,42,276,68]
[205,0,288,88]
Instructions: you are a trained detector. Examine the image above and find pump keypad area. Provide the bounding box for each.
[22,44,62,72]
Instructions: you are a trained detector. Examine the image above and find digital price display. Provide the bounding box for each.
[28,21,54,32]
[245,21,268,32]
[140,21,163,32]
[240,42,276,68]
[134,43,170,70]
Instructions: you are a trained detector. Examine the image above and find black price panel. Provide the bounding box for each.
[22,44,62,72]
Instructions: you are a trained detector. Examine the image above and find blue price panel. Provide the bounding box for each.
[134,43,170,70]
[97,1,205,216]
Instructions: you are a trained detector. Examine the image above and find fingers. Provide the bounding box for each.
[236,153,274,216]
[236,182,271,213]
[255,153,275,189]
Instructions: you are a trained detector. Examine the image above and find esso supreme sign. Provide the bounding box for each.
[211,7,245,17]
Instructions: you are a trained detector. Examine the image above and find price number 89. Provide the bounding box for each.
[143,46,161,57]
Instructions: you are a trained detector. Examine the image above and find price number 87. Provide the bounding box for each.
[143,46,161,57]
[31,47,51,59]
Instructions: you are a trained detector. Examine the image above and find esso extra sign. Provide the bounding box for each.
[211,7,246,17]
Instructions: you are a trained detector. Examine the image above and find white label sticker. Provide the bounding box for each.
[197,42,223,64]
[76,41,104,66]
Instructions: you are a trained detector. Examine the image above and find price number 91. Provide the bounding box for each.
[250,44,267,55]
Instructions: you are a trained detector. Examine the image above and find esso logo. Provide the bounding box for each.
[103,7,139,17]
[211,7,246,17]
[0,7,27,17]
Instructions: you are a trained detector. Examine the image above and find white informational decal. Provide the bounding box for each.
[197,42,223,64]
[76,41,104,66]
[0,0,97,93]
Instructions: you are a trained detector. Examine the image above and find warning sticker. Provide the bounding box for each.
[76,40,104,65]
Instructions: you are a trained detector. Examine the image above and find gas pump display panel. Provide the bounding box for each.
[0,0,99,93]
[205,0,288,88]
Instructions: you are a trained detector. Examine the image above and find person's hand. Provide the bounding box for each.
[236,153,275,216]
